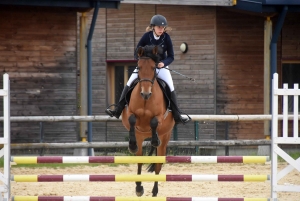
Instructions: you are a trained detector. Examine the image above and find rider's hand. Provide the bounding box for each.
[157,62,164,68]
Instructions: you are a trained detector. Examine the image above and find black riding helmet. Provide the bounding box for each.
[150,15,168,27]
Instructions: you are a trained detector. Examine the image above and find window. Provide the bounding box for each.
[282,63,300,113]
[106,61,136,106]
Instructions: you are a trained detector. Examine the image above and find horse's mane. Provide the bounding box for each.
[135,45,163,64]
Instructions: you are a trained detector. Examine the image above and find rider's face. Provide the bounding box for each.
[153,26,165,36]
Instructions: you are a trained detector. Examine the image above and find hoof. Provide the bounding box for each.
[136,186,144,197]
[151,138,161,148]
[128,146,138,154]
[128,139,138,154]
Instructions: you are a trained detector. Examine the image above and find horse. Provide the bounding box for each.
[121,45,175,197]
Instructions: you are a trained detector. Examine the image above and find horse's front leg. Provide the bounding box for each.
[150,117,161,147]
[128,114,138,154]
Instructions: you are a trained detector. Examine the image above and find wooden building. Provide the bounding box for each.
[1,0,300,148]
[0,0,122,144]
[96,1,300,143]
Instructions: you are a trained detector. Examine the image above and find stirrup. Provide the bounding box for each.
[175,114,191,125]
[180,115,191,124]
[105,104,118,117]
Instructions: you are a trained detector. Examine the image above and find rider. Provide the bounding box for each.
[105,14,190,125]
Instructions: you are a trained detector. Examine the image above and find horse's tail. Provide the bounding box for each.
[146,145,156,172]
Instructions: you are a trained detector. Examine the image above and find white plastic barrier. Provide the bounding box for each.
[271,73,300,200]
[0,74,10,201]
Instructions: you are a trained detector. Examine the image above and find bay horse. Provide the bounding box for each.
[121,45,175,197]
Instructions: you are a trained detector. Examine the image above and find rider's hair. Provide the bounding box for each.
[145,25,172,33]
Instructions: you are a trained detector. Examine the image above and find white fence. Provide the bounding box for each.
[271,73,300,199]
[0,74,10,201]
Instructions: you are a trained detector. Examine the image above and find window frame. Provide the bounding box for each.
[281,60,300,114]
[106,60,137,106]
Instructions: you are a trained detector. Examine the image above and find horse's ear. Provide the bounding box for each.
[152,46,159,55]
[137,46,144,57]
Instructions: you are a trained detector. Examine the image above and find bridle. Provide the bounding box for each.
[136,57,158,86]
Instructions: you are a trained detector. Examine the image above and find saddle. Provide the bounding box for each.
[124,78,171,109]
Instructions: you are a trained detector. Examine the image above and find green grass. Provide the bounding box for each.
[278,151,300,162]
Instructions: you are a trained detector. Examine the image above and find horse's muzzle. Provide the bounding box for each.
[140,92,152,100]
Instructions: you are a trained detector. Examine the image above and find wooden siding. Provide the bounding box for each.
[216,8,265,140]
[84,8,109,141]
[0,7,78,143]
[134,4,155,45]
[107,4,135,60]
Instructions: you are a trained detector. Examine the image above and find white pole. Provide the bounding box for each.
[271,73,278,199]
[0,114,299,122]
[293,83,299,138]
[2,74,10,201]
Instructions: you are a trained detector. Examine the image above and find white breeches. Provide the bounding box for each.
[126,66,174,92]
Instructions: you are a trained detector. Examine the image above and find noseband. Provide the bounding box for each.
[137,57,158,85]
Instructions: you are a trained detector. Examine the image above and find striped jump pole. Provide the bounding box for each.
[12,196,270,201]
[11,156,269,164]
[11,174,270,182]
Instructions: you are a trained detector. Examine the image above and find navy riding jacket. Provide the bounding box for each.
[135,31,174,67]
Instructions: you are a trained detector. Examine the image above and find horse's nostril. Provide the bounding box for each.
[145,93,152,100]
[140,92,152,100]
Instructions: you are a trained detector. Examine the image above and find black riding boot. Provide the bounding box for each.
[170,91,191,125]
[105,85,130,119]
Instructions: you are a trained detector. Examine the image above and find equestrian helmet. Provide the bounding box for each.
[150,15,168,27]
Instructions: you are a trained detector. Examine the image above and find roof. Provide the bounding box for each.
[234,0,300,13]
[264,0,300,5]
[122,0,235,6]
[0,0,122,9]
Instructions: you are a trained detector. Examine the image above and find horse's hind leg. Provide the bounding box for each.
[135,163,144,196]
[135,138,144,197]
[128,114,138,154]
[151,136,168,197]
[151,162,163,197]
[150,117,160,147]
